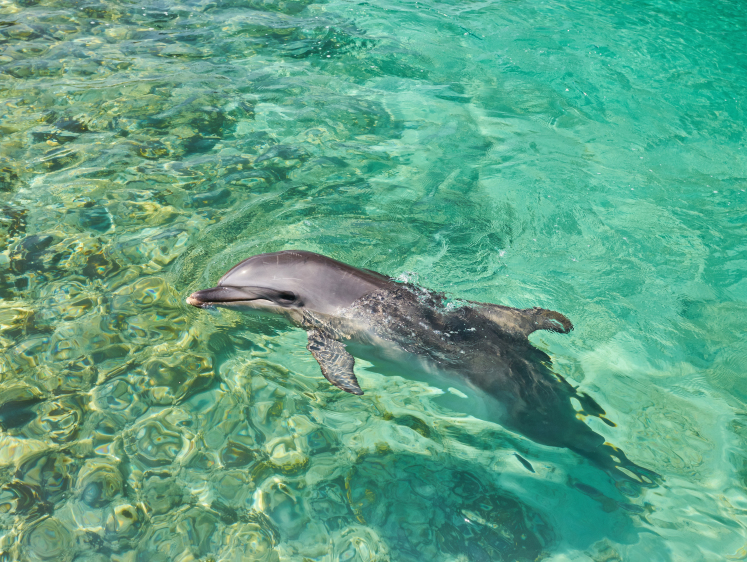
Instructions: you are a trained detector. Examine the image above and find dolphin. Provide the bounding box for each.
[187,250,656,484]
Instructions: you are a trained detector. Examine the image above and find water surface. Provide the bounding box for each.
[1,0,746,559]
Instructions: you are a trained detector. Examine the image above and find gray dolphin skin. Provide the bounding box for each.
[187,250,657,485]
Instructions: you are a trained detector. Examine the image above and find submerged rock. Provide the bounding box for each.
[0,481,43,518]
[75,459,123,508]
[77,205,113,232]
[16,451,76,504]
[0,388,44,431]
[103,502,147,551]
[10,234,57,274]
[19,516,74,562]
[187,187,232,208]
[254,144,309,169]
[0,166,20,193]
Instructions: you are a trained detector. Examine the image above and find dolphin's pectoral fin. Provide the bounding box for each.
[307,330,363,395]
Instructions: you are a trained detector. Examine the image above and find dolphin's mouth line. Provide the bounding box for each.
[186,294,264,308]
[186,286,299,308]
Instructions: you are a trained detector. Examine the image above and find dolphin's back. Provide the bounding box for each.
[340,285,594,444]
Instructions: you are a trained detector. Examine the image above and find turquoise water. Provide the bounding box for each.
[1,0,746,558]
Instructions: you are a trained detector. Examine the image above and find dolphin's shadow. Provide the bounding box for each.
[307,442,663,561]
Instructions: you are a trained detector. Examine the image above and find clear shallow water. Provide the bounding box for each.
[0,0,746,559]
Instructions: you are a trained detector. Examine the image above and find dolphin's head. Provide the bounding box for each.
[186,250,391,316]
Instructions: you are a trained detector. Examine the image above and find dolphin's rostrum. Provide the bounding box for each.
[187,250,656,484]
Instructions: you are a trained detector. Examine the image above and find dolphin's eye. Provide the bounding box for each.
[277,291,296,303]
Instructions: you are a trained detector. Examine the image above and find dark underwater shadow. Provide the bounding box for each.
[311,447,664,562]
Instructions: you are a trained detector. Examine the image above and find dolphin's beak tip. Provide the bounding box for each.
[186,294,201,307]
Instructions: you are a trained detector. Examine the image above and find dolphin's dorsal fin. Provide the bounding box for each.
[307,330,363,395]
[470,302,573,339]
